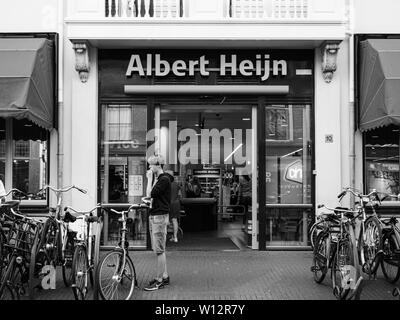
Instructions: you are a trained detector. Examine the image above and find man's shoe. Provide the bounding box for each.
[162,276,170,286]
[144,279,164,291]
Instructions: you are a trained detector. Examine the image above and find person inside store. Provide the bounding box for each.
[109,168,124,202]
[144,154,172,291]
[165,170,181,243]
[185,175,202,198]
[237,174,252,227]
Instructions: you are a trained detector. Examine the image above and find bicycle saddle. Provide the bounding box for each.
[63,211,77,223]
[87,216,100,223]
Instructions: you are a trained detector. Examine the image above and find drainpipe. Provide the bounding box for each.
[57,0,64,197]
[348,0,356,207]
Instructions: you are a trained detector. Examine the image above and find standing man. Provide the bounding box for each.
[144,155,172,291]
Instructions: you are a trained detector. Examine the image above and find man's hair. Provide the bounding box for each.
[147,155,165,167]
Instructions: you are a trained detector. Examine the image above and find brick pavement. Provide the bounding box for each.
[25,249,399,301]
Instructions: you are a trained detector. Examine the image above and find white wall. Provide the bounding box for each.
[314,41,349,212]
[354,0,400,33]
[0,0,60,32]
[63,40,98,211]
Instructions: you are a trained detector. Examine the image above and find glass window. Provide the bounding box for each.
[365,125,400,201]
[265,105,311,204]
[0,119,48,202]
[265,104,312,247]
[100,104,147,204]
[100,103,148,248]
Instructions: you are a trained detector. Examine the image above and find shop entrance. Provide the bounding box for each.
[158,103,256,251]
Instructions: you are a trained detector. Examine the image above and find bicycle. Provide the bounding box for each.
[0,204,43,300]
[64,204,103,300]
[317,204,363,300]
[95,202,149,300]
[35,185,87,288]
[308,215,329,250]
[311,209,341,284]
[370,193,400,284]
[0,188,25,279]
[337,188,383,278]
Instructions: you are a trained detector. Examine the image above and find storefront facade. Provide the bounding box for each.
[62,0,350,250]
[0,34,57,209]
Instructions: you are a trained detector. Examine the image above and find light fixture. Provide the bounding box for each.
[242,118,251,121]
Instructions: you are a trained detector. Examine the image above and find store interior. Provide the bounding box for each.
[160,104,253,250]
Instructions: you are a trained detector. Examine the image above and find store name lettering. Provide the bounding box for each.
[126,54,287,81]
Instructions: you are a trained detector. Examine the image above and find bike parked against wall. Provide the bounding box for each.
[63,204,103,300]
[33,185,87,290]
[0,189,44,300]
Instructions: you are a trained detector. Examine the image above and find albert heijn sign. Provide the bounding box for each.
[125,53,288,81]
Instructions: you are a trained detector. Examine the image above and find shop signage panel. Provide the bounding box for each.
[99,49,314,99]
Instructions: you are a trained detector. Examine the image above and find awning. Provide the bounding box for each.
[359,39,400,132]
[0,38,54,130]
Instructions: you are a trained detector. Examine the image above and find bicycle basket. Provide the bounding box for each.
[4,217,40,257]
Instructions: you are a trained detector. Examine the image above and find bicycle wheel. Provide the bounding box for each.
[38,218,58,265]
[362,216,382,274]
[381,232,400,283]
[92,219,103,300]
[71,245,88,300]
[62,231,75,287]
[96,250,136,300]
[0,255,16,299]
[0,230,4,278]
[0,284,17,300]
[331,234,357,300]
[28,230,45,300]
[312,231,329,283]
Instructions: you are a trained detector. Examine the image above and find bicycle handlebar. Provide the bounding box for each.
[39,185,88,195]
[338,187,379,200]
[318,204,359,214]
[64,204,102,215]
[10,208,42,224]
[2,188,25,197]
[109,203,149,215]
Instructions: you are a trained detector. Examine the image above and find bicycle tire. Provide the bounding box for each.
[28,230,43,300]
[62,231,75,287]
[331,226,359,300]
[92,219,103,300]
[38,218,58,265]
[362,216,382,274]
[0,229,4,279]
[96,250,136,300]
[381,231,400,283]
[0,284,17,300]
[312,231,329,283]
[71,244,88,300]
[0,255,16,299]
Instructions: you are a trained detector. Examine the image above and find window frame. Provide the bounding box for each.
[2,118,49,206]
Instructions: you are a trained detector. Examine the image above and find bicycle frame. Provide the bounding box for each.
[65,204,102,299]
[40,185,87,265]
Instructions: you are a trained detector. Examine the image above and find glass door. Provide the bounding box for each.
[99,103,148,248]
[265,104,313,247]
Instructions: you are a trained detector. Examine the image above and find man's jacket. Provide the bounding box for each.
[149,172,172,215]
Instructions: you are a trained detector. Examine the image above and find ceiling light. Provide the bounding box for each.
[242,118,250,121]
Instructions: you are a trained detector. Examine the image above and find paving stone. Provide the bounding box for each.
[21,250,400,300]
